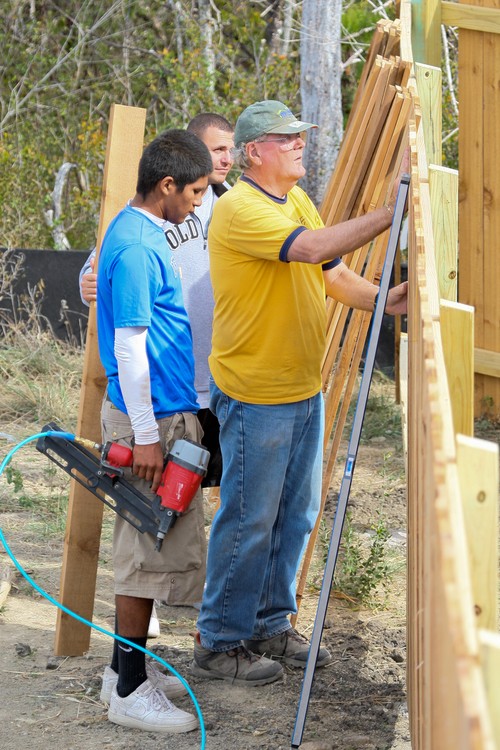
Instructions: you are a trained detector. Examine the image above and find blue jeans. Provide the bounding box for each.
[196,381,324,652]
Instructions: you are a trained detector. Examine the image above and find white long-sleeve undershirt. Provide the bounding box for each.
[114,326,159,445]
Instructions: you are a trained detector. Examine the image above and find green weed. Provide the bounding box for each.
[361,391,402,442]
[334,510,393,604]
[3,463,34,507]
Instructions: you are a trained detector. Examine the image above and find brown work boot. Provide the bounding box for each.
[245,627,332,668]
[191,633,283,686]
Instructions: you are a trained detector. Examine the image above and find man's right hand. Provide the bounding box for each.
[81,255,97,303]
[132,441,164,493]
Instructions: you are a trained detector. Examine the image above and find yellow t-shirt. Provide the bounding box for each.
[208,177,327,404]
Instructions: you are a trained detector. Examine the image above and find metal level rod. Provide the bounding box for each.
[291,174,410,749]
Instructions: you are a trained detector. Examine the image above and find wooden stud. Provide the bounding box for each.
[475,346,500,378]
[442,1,500,34]
[54,104,146,656]
[482,26,500,413]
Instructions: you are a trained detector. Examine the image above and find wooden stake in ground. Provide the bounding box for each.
[0,564,12,610]
[54,104,146,656]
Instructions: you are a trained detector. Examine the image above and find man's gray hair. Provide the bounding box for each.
[231,144,251,170]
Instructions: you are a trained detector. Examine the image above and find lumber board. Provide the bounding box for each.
[407,113,497,750]
[482,24,500,412]
[399,332,409,462]
[429,165,458,302]
[415,63,442,166]
[347,21,393,127]
[418,181,441,319]
[458,22,486,413]
[54,104,146,656]
[399,0,414,63]
[297,84,409,620]
[322,89,409,386]
[440,301,475,437]
[479,630,500,747]
[457,435,499,631]
[411,0,442,66]
[415,111,429,183]
[362,91,411,213]
[475,346,500,378]
[320,58,386,224]
[442,1,500,33]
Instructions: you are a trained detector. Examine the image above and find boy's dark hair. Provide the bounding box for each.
[136,129,212,199]
[187,113,233,138]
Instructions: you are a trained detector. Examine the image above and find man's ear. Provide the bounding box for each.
[246,142,261,165]
[160,175,176,195]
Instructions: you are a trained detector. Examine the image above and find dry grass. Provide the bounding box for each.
[0,250,83,431]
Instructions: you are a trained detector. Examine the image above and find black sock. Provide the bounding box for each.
[116,636,148,697]
[110,614,119,673]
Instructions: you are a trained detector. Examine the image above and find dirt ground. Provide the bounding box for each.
[0,399,413,750]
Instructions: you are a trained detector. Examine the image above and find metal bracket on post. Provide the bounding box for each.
[290,174,411,749]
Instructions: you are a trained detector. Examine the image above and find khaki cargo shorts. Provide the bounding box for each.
[101,396,207,604]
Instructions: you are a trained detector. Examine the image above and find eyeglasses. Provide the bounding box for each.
[254,132,307,151]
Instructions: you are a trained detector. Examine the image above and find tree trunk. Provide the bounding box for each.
[198,0,215,94]
[44,162,77,250]
[300,0,343,206]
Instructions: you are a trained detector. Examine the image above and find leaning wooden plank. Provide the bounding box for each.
[296,228,389,623]
[323,97,410,385]
[323,235,386,449]
[348,20,394,126]
[294,308,373,624]
[54,104,146,656]
[357,91,406,215]
[385,22,401,58]
[457,435,499,631]
[345,77,400,219]
[399,0,414,63]
[326,61,394,223]
[396,59,413,88]
[320,58,385,222]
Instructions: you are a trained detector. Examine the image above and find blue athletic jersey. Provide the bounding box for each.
[97,205,199,417]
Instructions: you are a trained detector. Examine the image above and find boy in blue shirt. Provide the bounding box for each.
[97,129,211,734]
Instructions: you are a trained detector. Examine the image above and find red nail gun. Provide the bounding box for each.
[36,422,210,551]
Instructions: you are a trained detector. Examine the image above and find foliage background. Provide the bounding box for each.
[0,0,458,252]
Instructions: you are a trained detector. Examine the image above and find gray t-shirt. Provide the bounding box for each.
[166,186,216,408]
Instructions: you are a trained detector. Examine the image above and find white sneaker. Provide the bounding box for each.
[148,602,161,638]
[100,663,188,704]
[108,680,197,733]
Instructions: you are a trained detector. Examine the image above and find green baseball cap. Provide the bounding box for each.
[234,100,317,147]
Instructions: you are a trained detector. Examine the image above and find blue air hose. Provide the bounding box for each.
[0,431,205,748]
